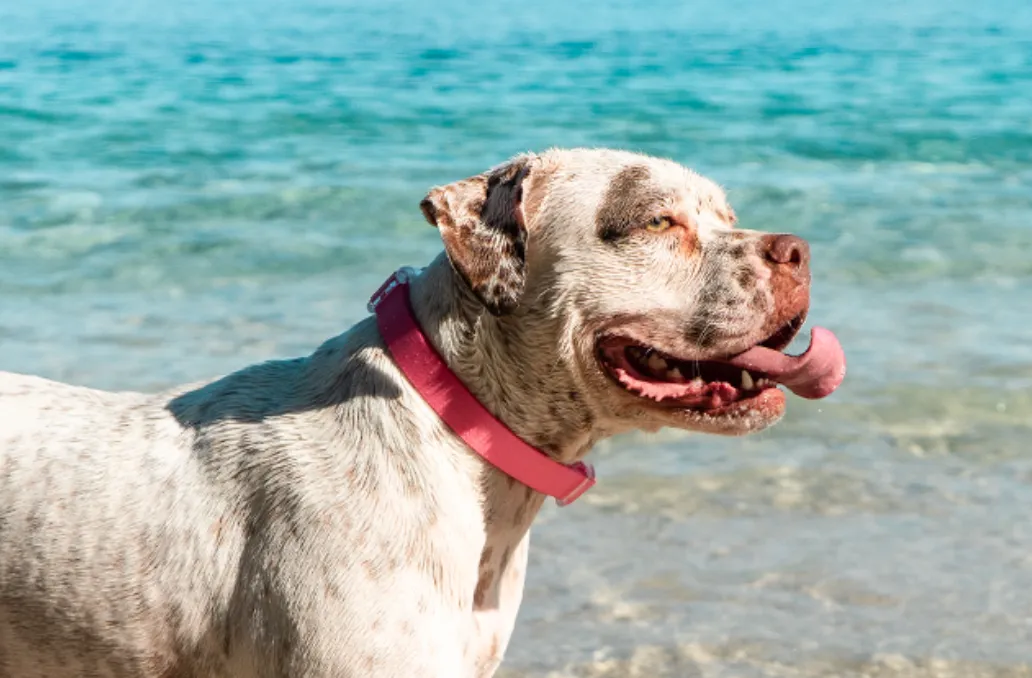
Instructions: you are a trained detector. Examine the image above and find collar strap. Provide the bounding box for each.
[368,268,595,506]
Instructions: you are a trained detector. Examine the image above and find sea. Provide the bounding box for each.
[2,0,1031,675]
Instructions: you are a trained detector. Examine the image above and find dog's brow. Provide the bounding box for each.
[595,164,666,242]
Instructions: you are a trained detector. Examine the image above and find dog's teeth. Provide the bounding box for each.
[741,370,754,391]
[666,366,683,381]
[647,353,669,373]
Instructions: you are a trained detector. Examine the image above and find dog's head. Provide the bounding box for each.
[420,148,844,437]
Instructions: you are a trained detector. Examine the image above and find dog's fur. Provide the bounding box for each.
[0,148,813,677]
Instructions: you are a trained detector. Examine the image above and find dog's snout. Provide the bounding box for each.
[763,234,810,271]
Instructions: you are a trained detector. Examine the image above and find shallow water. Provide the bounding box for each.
[2,0,1032,674]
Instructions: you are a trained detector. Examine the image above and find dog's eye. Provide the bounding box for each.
[645,216,673,232]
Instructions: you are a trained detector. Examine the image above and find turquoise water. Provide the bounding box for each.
[3,0,1032,674]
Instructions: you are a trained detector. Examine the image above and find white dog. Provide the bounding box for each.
[0,148,845,677]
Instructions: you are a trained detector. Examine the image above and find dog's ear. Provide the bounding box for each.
[419,155,534,316]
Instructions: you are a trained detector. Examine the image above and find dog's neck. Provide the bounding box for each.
[408,254,601,464]
[402,255,602,535]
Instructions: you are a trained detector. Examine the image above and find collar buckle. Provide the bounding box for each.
[367,267,421,313]
[555,462,595,507]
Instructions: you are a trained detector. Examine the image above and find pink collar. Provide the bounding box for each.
[368,268,595,506]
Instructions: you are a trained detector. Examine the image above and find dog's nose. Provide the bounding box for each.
[763,234,810,270]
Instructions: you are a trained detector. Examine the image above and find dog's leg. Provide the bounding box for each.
[269,591,473,678]
[469,532,531,678]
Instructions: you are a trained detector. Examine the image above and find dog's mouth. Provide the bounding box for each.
[596,315,845,417]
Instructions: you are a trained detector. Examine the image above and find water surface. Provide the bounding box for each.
[2,0,1031,674]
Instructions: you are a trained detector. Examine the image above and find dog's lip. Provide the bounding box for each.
[593,313,845,410]
[676,386,786,423]
[594,337,784,415]
[595,347,787,428]
[758,312,807,352]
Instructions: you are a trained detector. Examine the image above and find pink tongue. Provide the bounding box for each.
[727,327,846,399]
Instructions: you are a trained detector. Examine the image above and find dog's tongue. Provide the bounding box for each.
[727,327,846,399]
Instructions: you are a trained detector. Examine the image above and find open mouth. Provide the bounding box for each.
[597,315,845,416]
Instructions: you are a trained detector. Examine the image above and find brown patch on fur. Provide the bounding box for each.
[479,546,494,568]
[676,218,701,257]
[430,560,447,591]
[596,165,666,241]
[500,546,512,571]
[735,268,755,289]
[473,570,494,607]
[507,563,524,584]
[513,503,527,526]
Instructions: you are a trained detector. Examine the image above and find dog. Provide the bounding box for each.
[0,148,845,677]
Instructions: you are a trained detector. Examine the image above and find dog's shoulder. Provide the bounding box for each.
[163,316,396,429]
